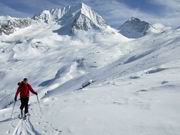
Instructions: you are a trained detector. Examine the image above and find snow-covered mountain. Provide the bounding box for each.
[118,17,170,38]
[0,16,31,35]
[0,3,114,36]
[0,2,180,135]
[34,3,108,35]
[33,7,67,23]
[119,17,150,38]
[56,3,108,35]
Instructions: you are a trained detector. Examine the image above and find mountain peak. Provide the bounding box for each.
[119,17,150,38]
[33,3,108,35]
[75,2,88,8]
[53,3,107,35]
[33,3,92,23]
[78,2,91,12]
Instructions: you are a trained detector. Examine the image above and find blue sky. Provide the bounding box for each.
[0,0,179,27]
[0,0,165,15]
[1,0,37,13]
[119,0,164,14]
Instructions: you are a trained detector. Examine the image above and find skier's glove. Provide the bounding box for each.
[35,92,38,95]
[14,97,17,101]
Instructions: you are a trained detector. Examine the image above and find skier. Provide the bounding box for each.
[14,78,38,119]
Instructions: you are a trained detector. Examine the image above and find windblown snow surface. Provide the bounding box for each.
[0,3,180,135]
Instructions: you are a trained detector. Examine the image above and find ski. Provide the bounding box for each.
[18,113,30,120]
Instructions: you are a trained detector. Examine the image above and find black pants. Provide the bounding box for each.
[20,97,29,114]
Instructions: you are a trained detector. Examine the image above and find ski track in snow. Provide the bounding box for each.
[0,99,62,135]
[12,117,40,135]
[0,109,60,135]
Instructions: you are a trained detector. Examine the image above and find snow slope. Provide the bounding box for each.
[0,3,180,135]
[0,26,180,135]
[43,28,180,135]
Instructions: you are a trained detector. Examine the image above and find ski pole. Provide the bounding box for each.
[10,101,16,118]
[36,95,42,113]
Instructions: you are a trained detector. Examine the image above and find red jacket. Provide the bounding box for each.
[15,82,37,98]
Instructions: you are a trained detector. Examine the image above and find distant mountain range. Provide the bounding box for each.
[0,3,167,38]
